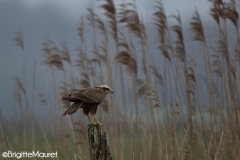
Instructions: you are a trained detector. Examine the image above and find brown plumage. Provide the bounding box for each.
[61,85,113,125]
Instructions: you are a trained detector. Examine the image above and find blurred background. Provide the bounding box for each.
[0,0,239,159]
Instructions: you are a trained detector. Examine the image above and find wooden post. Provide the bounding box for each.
[87,124,113,160]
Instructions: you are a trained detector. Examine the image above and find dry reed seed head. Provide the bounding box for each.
[147,92,159,99]
[154,1,172,63]
[217,39,229,62]
[13,29,24,51]
[182,127,190,160]
[14,77,26,95]
[149,103,161,109]
[209,0,222,24]
[171,13,187,64]
[184,129,189,143]
[147,84,161,109]
[147,84,159,94]
[95,15,106,34]
[147,96,160,102]
[150,64,163,85]
[60,40,71,64]
[176,103,180,108]
[80,72,91,88]
[135,79,149,98]
[190,9,205,42]
[96,41,108,65]
[99,0,117,40]
[182,146,189,160]
[118,2,145,39]
[117,42,130,50]
[38,92,48,107]
[153,1,168,40]
[44,54,64,70]
[213,1,239,28]
[173,103,181,117]
[114,50,137,77]
[90,58,101,65]
[100,0,116,15]
[41,35,64,70]
[86,4,96,26]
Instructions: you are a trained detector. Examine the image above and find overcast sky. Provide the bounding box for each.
[0,0,220,121]
[11,0,211,21]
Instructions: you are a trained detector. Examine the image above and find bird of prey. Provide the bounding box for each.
[61,85,113,125]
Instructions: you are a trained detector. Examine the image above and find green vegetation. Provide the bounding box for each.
[0,0,239,159]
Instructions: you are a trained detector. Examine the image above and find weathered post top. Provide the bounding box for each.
[87,124,113,160]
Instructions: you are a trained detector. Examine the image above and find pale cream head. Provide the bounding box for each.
[99,85,113,94]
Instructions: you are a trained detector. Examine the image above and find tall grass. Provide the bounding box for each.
[1,0,239,159]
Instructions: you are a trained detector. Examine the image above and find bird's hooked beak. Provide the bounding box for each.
[109,89,113,94]
[107,87,113,94]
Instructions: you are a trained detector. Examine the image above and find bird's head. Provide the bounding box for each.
[99,85,113,94]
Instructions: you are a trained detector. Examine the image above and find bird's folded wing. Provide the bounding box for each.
[69,88,88,94]
[71,87,105,103]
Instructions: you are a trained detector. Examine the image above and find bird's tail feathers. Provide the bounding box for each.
[61,102,83,117]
